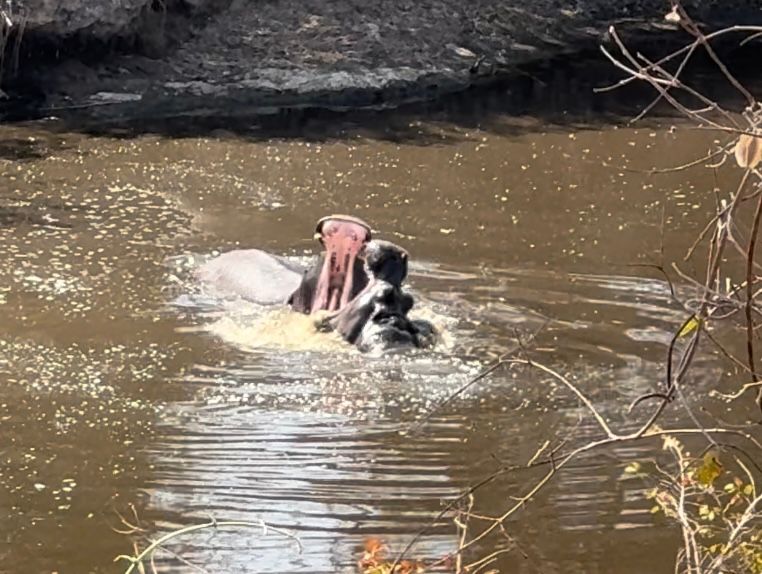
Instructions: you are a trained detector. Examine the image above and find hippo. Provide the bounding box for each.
[197,215,371,311]
[316,239,434,352]
[197,215,434,351]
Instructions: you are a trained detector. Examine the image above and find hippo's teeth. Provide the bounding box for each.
[310,216,370,314]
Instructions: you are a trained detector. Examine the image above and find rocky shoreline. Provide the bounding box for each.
[6,0,762,122]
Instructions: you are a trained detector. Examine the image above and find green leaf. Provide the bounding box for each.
[695,452,724,487]
[678,316,700,337]
[624,462,641,474]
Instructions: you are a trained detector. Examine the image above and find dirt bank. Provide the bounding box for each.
[6,0,762,121]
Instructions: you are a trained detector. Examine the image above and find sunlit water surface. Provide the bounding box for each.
[0,104,751,573]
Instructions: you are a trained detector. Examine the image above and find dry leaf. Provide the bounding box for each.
[358,538,425,574]
[359,538,387,570]
[664,7,681,23]
[734,133,762,169]
[452,45,477,58]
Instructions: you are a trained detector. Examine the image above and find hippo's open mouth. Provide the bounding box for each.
[310,215,371,313]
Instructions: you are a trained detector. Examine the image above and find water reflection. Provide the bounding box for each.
[135,258,722,572]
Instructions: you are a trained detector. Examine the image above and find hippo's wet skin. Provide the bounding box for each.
[197,215,434,352]
[197,215,370,309]
[317,240,434,352]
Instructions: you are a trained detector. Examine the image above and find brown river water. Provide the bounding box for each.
[0,92,756,573]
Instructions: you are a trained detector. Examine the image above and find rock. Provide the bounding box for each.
[89,92,143,103]
[17,0,152,38]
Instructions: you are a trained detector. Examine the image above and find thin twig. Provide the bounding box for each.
[594,25,762,94]
[116,519,302,574]
[744,184,762,408]
[510,358,616,439]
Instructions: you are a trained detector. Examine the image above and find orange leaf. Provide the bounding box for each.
[359,538,388,571]
[364,538,386,555]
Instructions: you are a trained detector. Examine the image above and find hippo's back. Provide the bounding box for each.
[197,249,305,305]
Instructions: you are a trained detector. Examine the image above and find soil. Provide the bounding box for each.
[8,0,762,122]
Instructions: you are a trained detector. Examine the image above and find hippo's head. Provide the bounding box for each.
[289,215,371,314]
[318,240,434,352]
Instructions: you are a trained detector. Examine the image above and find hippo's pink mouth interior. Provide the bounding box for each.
[310,216,371,313]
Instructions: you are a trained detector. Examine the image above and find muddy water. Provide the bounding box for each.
[0,107,747,573]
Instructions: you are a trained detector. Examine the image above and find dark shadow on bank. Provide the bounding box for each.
[7,45,762,146]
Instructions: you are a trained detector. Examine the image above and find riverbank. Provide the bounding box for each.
[5,0,761,122]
